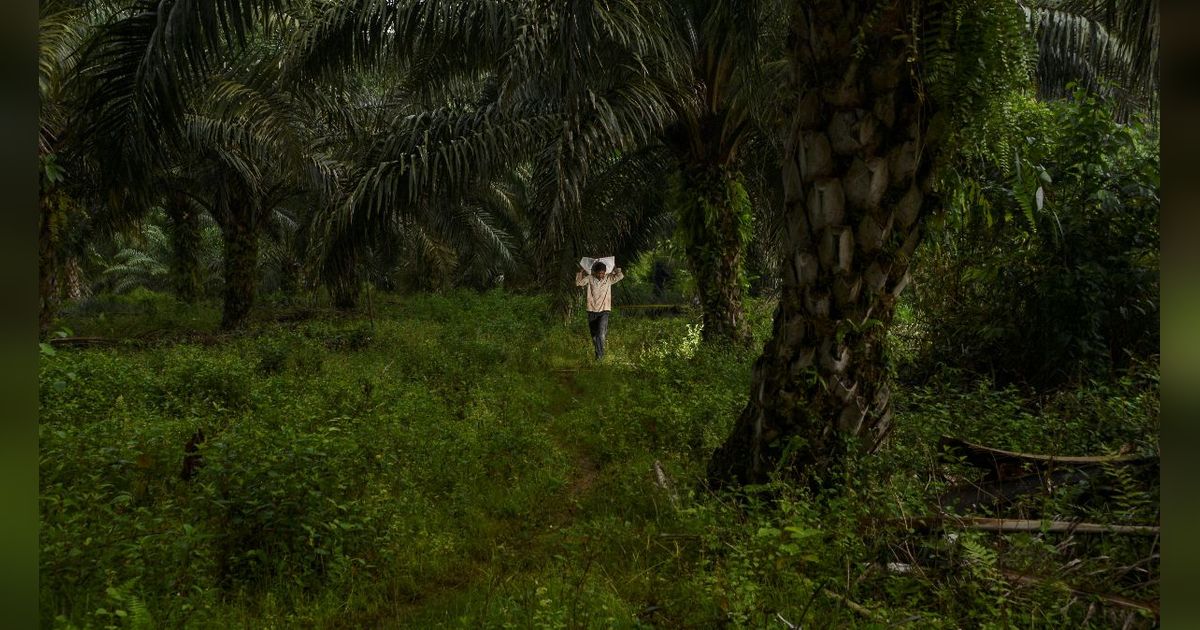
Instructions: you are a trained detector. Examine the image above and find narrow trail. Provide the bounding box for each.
[546,365,601,516]
[378,360,606,625]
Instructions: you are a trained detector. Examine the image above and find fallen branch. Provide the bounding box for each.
[894,516,1159,536]
[939,436,1157,480]
[999,568,1159,617]
[820,588,878,620]
[47,336,116,347]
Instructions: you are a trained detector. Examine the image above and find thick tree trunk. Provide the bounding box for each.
[165,192,203,304]
[673,166,753,345]
[218,215,259,330]
[707,0,936,487]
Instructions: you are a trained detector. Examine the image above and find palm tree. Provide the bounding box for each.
[706,0,1039,486]
[657,1,787,344]
[292,1,797,337]
[39,0,300,329]
[96,207,223,296]
[289,1,681,313]
[1024,0,1158,120]
[39,1,98,333]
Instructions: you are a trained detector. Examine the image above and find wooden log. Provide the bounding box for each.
[880,561,1158,618]
[47,336,116,347]
[893,516,1159,536]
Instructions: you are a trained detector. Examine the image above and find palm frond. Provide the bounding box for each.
[348,103,560,221]
[1024,0,1158,117]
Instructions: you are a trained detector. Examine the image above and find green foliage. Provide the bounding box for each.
[41,292,1157,627]
[612,239,694,306]
[911,88,1158,387]
[95,208,224,298]
[924,0,1038,157]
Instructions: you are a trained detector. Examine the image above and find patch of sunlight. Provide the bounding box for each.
[640,322,703,362]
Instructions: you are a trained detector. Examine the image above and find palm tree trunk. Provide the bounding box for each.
[63,257,86,301]
[38,192,60,337]
[535,242,576,320]
[326,241,360,310]
[165,192,203,304]
[707,0,935,486]
[673,166,753,345]
[547,262,578,320]
[218,213,258,329]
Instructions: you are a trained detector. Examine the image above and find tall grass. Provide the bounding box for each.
[41,290,1158,628]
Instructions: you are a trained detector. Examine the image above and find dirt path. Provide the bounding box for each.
[547,366,601,512]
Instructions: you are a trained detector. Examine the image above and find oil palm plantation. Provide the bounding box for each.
[290,0,791,336]
[290,2,670,308]
[707,0,1159,486]
[46,0,341,328]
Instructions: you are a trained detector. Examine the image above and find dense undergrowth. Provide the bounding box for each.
[41,291,1158,628]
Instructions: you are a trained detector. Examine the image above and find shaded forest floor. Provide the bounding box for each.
[40,290,1159,628]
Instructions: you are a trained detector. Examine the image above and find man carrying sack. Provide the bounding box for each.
[576,256,624,360]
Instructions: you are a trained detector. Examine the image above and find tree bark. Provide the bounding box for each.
[534,240,576,320]
[548,258,578,320]
[673,166,753,345]
[165,192,203,304]
[216,203,259,330]
[62,257,86,301]
[708,0,936,487]
[38,191,60,337]
[326,240,360,310]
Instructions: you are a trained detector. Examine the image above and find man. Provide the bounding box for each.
[576,260,624,360]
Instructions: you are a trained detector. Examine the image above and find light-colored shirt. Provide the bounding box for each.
[576,269,624,312]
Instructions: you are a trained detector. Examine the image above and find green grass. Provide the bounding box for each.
[41,290,1159,628]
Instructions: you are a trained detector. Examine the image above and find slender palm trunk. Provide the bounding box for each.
[278,257,300,297]
[708,0,935,486]
[326,240,360,310]
[548,257,577,320]
[673,166,753,345]
[63,257,86,300]
[533,237,576,320]
[216,197,260,329]
[165,192,203,304]
[219,220,257,329]
[38,192,59,336]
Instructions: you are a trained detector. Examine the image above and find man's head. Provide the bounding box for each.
[591,260,607,279]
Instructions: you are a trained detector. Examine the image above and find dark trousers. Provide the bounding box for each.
[587,310,610,359]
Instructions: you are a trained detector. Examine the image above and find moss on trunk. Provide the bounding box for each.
[670,166,753,346]
[166,193,203,304]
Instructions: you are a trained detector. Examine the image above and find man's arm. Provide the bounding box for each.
[575,270,589,286]
[609,268,625,284]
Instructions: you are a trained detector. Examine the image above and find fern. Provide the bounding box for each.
[1101,459,1153,523]
[101,578,155,630]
